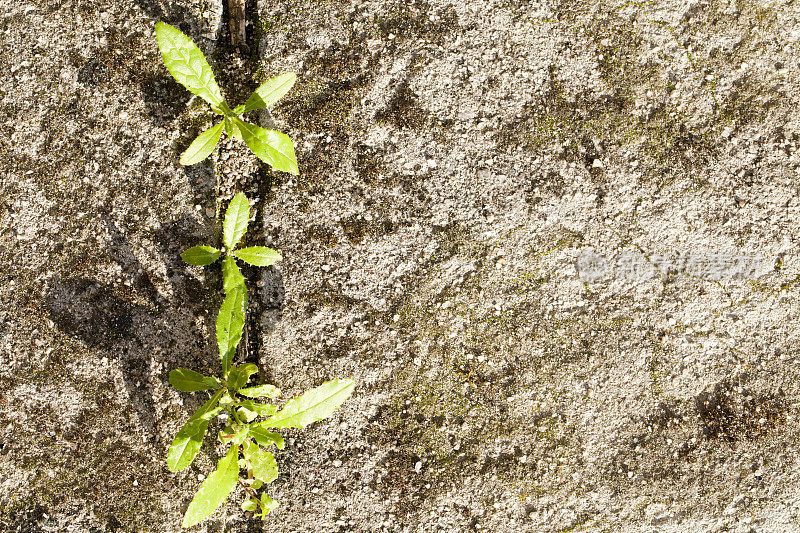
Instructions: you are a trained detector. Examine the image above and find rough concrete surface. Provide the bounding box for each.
[2,0,800,531]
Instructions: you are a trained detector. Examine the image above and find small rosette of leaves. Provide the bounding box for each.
[167,370,355,526]
[155,22,299,173]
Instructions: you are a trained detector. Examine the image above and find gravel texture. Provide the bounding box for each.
[2,0,800,531]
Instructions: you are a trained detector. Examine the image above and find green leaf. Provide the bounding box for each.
[181,445,240,528]
[242,73,297,113]
[181,245,221,266]
[232,246,282,267]
[180,121,224,165]
[243,441,278,484]
[241,498,258,512]
[169,368,221,392]
[238,400,276,417]
[261,378,355,429]
[253,450,278,484]
[223,192,250,250]
[227,363,258,392]
[219,425,242,446]
[249,426,285,450]
[221,256,246,295]
[238,384,280,399]
[228,425,250,446]
[216,286,246,375]
[238,406,259,423]
[231,117,299,175]
[240,363,259,380]
[259,493,279,517]
[155,22,224,109]
[224,117,243,140]
[218,394,234,407]
[167,389,225,471]
[217,101,236,117]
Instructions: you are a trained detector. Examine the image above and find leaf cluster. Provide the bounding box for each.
[155,22,299,173]
[168,193,354,527]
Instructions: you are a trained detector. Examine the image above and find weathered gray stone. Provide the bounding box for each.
[3,0,800,531]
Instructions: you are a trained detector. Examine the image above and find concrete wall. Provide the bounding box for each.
[2,0,800,531]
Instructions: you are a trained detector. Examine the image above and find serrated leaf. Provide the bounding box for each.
[181,445,240,528]
[232,246,282,267]
[155,22,224,108]
[180,121,224,165]
[181,245,221,266]
[167,389,225,471]
[221,256,246,295]
[169,368,221,392]
[223,192,250,250]
[216,286,246,375]
[261,379,355,429]
[243,442,278,484]
[249,426,285,449]
[231,117,299,175]
[227,363,258,392]
[242,73,297,113]
[238,384,280,399]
